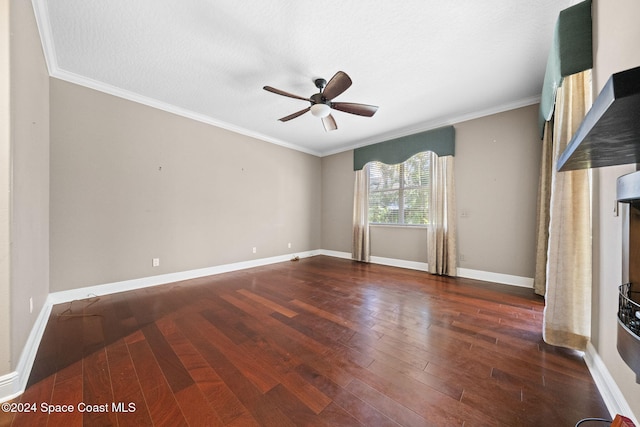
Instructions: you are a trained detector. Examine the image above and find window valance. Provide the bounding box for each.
[539,0,593,134]
[353,126,455,171]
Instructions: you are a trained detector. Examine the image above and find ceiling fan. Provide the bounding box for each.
[263,71,378,132]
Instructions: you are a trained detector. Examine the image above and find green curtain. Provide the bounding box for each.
[353,126,454,171]
[538,0,593,135]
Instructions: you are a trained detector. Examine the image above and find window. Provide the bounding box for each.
[368,152,431,225]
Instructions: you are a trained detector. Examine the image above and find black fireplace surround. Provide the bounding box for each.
[557,65,640,382]
[617,172,640,382]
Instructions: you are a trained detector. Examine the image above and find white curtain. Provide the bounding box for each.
[427,153,457,276]
[534,120,554,296]
[352,164,370,262]
[543,70,592,351]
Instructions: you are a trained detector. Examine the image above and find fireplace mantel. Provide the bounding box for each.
[557,65,640,172]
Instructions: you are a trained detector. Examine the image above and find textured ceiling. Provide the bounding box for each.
[32,0,570,156]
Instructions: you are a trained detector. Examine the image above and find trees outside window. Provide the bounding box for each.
[368,152,430,225]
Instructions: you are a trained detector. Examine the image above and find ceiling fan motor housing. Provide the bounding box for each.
[310,93,327,105]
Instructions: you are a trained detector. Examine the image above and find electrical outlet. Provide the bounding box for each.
[288,242,292,249]
[252,247,257,254]
[152,258,160,267]
[460,254,466,262]
[29,297,33,314]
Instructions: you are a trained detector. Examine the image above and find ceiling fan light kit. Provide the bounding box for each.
[263,71,378,132]
[310,103,331,118]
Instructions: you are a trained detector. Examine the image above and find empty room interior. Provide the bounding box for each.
[2,0,640,426]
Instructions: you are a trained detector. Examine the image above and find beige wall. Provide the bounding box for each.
[7,0,50,371]
[591,0,640,418]
[11,2,639,418]
[321,104,542,279]
[371,226,428,262]
[1,0,10,375]
[321,150,353,253]
[50,79,321,291]
[455,105,541,277]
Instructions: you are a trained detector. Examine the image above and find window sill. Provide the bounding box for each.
[370,224,428,229]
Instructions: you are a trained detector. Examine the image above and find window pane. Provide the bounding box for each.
[403,188,428,225]
[369,189,400,224]
[370,162,400,191]
[368,153,430,226]
[404,152,430,188]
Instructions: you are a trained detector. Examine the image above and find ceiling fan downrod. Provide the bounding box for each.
[314,78,327,91]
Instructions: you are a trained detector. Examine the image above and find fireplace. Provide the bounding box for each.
[617,171,640,383]
[557,65,640,383]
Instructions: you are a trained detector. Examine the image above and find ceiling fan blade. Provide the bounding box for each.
[264,86,309,101]
[322,71,352,101]
[331,102,378,117]
[322,114,337,132]
[279,107,310,122]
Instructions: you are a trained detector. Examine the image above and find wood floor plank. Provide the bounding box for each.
[105,338,154,427]
[181,314,281,393]
[198,299,334,415]
[344,378,433,427]
[105,339,142,402]
[236,288,299,318]
[82,347,118,426]
[25,312,63,388]
[161,321,252,425]
[224,296,356,388]
[219,292,361,386]
[264,384,333,426]
[0,400,17,427]
[369,358,464,401]
[199,304,254,345]
[173,384,225,427]
[16,256,609,426]
[351,361,470,426]
[290,298,361,331]
[236,338,333,414]
[140,323,194,393]
[173,317,296,427]
[295,363,401,427]
[346,330,429,371]
[47,369,83,427]
[10,373,54,427]
[127,338,189,426]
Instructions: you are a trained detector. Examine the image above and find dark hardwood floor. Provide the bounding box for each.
[1,256,609,426]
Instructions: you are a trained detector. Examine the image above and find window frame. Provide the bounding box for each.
[367,153,430,227]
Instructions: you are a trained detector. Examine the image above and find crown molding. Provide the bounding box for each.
[30,0,323,158]
[30,0,540,160]
[319,95,541,157]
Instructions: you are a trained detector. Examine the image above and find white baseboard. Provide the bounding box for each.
[317,250,534,288]
[457,267,534,288]
[0,372,18,403]
[0,251,317,403]
[47,251,533,307]
[0,297,52,403]
[1,249,535,403]
[370,256,429,272]
[584,341,639,424]
[317,249,352,260]
[318,250,431,272]
[48,250,318,305]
